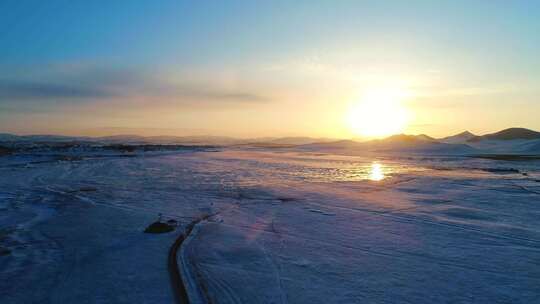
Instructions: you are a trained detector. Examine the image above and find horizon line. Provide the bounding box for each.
[1,126,539,141]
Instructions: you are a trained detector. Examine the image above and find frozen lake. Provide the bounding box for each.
[1,149,539,303]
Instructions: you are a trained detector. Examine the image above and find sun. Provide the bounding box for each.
[346,87,410,138]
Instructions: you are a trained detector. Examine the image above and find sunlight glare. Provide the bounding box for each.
[368,162,385,181]
[347,87,410,138]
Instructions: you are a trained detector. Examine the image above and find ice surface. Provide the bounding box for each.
[1,148,539,303]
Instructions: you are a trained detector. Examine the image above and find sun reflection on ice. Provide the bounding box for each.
[369,162,385,181]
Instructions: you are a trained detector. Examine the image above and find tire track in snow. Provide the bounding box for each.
[169,214,216,304]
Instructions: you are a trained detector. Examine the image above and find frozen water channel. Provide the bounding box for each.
[1,149,539,303]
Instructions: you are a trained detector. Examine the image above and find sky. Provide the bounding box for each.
[1,0,539,138]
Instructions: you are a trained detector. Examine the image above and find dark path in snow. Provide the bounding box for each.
[169,214,214,304]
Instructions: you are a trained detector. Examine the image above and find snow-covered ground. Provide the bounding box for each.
[1,148,539,303]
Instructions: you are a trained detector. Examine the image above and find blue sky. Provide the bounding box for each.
[1,1,539,137]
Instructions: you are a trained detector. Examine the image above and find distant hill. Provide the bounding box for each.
[0,133,21,141]
[520,139,540,153]
[379,134,436,144]
[439,131,477,144]
[1,127,539,155]
[462,128,540,154]
[263,137,335,145]
[94,135,147,144]
[468,128,540,142]
[367,134,475,154]
[0,133,336,147]
[295,139,359,151]
[94,135,241,145]
[295,134,476,155]
[0,133,82,142]
[510,139,540,153]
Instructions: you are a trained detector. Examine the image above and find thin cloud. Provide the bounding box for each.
[0,64,269,105]
[0,81,110,100]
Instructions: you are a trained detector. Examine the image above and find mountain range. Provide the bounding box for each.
[294,128,540,155]
[1,127,539,155]
[0,133,337,147]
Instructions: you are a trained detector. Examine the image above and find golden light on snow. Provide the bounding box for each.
[347,87,410,138]
[368,162,385,181]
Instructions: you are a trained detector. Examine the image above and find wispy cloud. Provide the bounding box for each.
[0,64,269,105]
[0,80,110,100]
